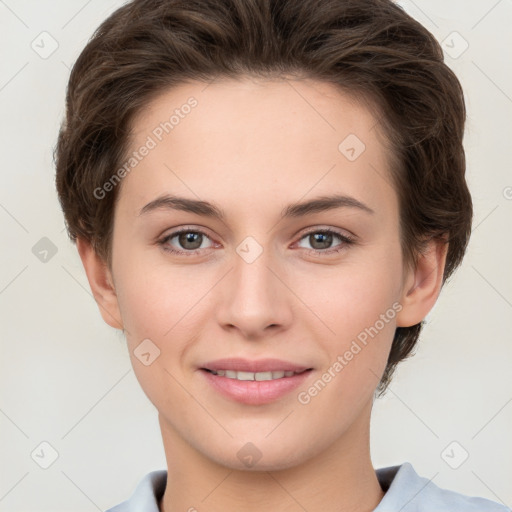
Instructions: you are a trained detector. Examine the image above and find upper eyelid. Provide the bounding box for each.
[296,225,355,239]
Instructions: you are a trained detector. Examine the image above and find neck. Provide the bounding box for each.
[158,402,384,512]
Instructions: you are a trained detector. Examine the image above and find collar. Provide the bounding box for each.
[106,462,509,512]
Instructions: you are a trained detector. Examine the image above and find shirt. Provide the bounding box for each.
[105,462,510,512]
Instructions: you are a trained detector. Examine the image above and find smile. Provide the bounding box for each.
[205,369,308,381]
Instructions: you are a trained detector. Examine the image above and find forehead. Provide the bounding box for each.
[119,77,396,220]
[131,76,381,148]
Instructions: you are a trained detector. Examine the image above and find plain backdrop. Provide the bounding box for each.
[0,0,511,510]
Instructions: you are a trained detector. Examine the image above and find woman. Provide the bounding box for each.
[54,0,509,510]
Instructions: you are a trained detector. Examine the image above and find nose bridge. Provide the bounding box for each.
[217,235,292,335]
[232,238,279,308]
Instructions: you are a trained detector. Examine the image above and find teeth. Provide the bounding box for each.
[210,369,302,380]
[256,371,273,381]
[237,371,256,381]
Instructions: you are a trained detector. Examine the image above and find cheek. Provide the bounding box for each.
[296,253,402,338]
[114,255,206,337]
[113,262,206,408]
[113,258,219,398]
[294,248,403,388]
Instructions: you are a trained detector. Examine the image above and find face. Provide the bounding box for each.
[106,77,411,470]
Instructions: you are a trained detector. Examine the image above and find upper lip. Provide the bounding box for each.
[200,358,312,373]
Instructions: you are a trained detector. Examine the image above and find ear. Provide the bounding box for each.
[76,237,123,330]
[395,237,448,328]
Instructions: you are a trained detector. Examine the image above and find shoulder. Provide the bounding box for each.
[105,469,167,512]
[375,462,510,512]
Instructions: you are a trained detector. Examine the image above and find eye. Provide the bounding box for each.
[296,228,355,255]
[158,227,215,256]
[158,226,355,257]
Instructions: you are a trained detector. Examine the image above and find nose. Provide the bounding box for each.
[215,243,294,339]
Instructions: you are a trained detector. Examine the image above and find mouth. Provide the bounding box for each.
[201,368,312,381]
[198,357,314,404]
[199,363,314,405]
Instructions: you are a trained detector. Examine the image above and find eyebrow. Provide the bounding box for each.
[138,193,375,220]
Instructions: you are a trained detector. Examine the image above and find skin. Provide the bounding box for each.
[77,76,447,512]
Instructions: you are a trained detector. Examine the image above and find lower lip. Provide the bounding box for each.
[200,369,313,405]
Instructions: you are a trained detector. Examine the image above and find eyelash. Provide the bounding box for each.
[158,227,355,257]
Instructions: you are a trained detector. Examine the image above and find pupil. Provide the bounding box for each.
[179,232,202,250]
[311,233,332,249]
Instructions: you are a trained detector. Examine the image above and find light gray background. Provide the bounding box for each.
[1,0,511,510]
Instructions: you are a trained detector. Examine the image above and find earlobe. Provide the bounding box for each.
[76,237,124,330]
[396,238,448,328]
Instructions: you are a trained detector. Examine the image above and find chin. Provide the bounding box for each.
[209,441,313,473]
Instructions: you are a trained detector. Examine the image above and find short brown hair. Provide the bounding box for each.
[54,0,472,395]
